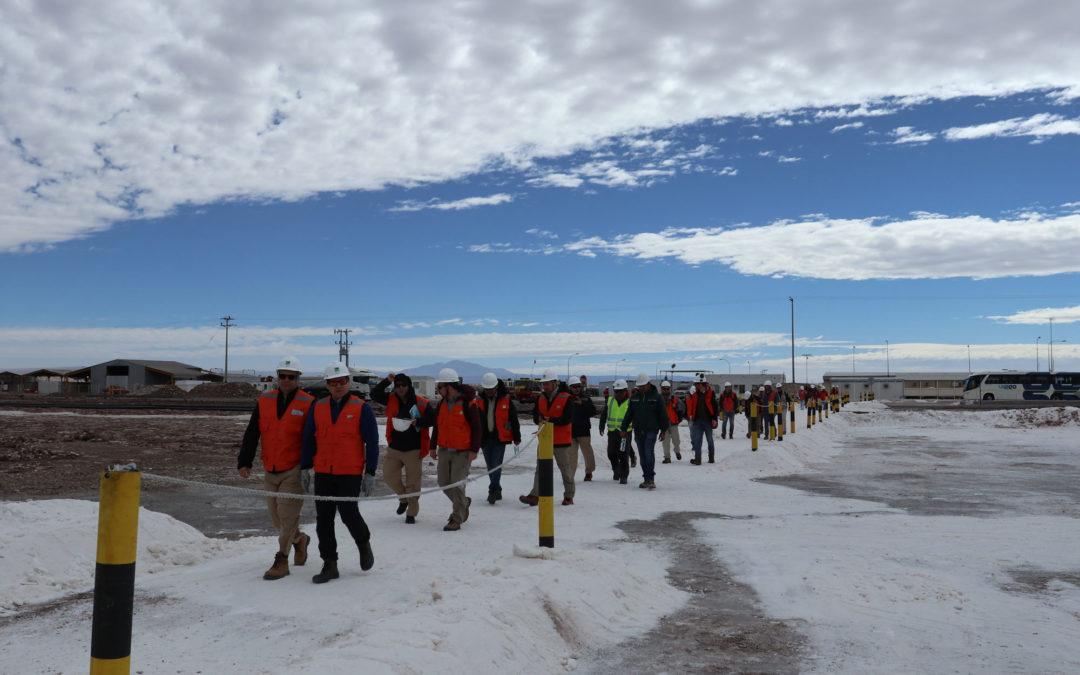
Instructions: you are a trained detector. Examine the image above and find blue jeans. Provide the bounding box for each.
[481,438,507,495]
[721,411,735,438]
[633,430,658,481]
[689,419,715,459]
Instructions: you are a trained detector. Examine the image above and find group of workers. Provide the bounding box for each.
[237,356,842,584]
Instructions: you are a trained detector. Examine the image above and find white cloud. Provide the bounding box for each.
[831,122,865,133]
[525,228,559,239]
[987,305,1080,325]
[543,210,1080,280]
[4,1,1080,250]
[890,126,936,144]
[943,113,1080,141]
[389,193,513,212]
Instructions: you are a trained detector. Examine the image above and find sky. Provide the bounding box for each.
[2,0,1080,381]
[3,404,1079,672]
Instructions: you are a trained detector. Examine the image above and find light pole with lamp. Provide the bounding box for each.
[885,339,890,376]
[567,353,580,380]
[1049,317,1055,372]
[746,360,751,374]
[801,354,811,383]
[717,357,731,374]
[789,296,796,387]
[852,346,856,373]
[1050,339,1066,373]
[966,345,971,374]
[1036,336,1041,371]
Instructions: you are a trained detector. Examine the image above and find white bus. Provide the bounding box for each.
[962,371,1080,401]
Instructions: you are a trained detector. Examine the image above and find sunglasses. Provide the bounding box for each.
[327,378,349,386]
[277,373,297,380]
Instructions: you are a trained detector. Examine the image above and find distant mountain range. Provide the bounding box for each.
[401,360,517,381]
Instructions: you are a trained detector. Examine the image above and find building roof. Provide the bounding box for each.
[66,359,213,380]
[824,371,968,379]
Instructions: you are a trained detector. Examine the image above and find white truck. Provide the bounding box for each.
[300,366,381,399]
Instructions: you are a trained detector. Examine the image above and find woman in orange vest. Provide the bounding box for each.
[300,363,381,583]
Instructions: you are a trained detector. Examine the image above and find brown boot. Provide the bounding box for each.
[293,533,310,567]
[263,553,290,580]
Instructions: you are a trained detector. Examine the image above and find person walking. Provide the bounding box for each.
[659,380,684,463]
[520,369,576,505]
[599,379,633,483]
[474,373,521,504]
[237,356,316,580]
[568,377,598,481]
[718,381,740,440]
[686,373,718,464]
[430,368,482,531]
[301,362,380,583]
[620,373,668,489]
[371,372,434,524]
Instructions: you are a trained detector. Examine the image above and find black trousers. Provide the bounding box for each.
[314,473,370,562]
[606,432,630,479]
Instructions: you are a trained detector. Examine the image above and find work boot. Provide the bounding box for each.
[675,450,682,460]
[619,475,628,485]
[311,560,339,584]
[708,455,715,464]
[443,519,461,531]
[662,458,671,464]
[630,454,637,468]
[463,496,472,522]
[690,457,701,465]
[646,480,656,490]
[359,540,374,571]
[293,533,310,567]
[487,492,498,505]
[584,472,592,482]
[519,494,539,506]
[263,553,289,580]
[396,501,408,515]
[405,515,416,524]
[562,498,574,506]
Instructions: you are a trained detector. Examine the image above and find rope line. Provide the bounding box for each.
[141,423,546,503]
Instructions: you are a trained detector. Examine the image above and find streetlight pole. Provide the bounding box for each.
[1036,336,1041,371]
[885,339,890,376]
[801,353,811,383]
[220,315,234,384]
[1049,318,1054,372]
[613,358,627,381]
[789,297,796,386]
[746,360,751,374]
[717,357,731,374]
[966,345,971,374]
[852,346,856,373]
[567,353,580,380]
[1050,340,1066,373]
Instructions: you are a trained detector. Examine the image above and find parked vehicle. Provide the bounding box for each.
[301,366,380,399]
[962,371,1080,401]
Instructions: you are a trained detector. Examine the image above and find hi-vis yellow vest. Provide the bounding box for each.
[606,396,629,431]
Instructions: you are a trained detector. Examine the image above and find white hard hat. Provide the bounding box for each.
[276,356,302,373]
[435,367,459,384]
[661,380,671,388]
[759,385,765,391]
[613,379,628,390]
[539,368,559,383]
[742,391,751,400]
[481,372,498,389]
[694,372,707,383]
[635,372,650,386]
[799,386,804,390]
[391,417,413,432]
[724,381,731,387]
[324,362,350,381]
[764,380,772,387]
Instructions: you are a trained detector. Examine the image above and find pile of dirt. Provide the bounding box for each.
[130,384,187,398]
[187,382,258,398]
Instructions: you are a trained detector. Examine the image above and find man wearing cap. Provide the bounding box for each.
[520,369,576,505]
[301,362,381,583]
[659,381,684,463]
[599,379,633,483]
[475,373,521,504]
[620,373,668,489]
[569,376,598,481]
[686,374,719,464]
[718,382,741,440]
[371,372,435,524]
[237,357,316,580]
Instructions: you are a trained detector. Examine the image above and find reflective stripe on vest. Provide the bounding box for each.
[313,396,368,475]
[257,389,314,472]
[606,396,629,431]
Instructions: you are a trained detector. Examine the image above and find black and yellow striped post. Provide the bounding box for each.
[750,401,759,451]
[91,466,141,675]
[788,400,796,434]
[537,423,554,548]
[776,399,784,440]
[824,394,830,419]
[768,399,776,440]
[807,396,814,428]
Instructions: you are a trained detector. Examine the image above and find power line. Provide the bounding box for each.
[334,328,352,367]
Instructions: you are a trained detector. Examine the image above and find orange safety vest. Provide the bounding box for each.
[719,390,739,412]
[473,395,514,443]
[312,396,370,475]
[257,389,315,472]
[436,398,473,451]
[686,389,716,420]
[385,395,430,457]
[665,397,681,424]
[539,391,572,446]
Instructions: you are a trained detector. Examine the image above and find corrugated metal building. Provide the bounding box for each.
[66,359,220,394]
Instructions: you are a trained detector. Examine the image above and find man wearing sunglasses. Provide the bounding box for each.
[237,357,316,581]
[301,362,381,582]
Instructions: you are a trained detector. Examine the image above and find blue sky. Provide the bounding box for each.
[2,1,1079,381]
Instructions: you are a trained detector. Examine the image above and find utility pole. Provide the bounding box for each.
[220,316,234,383]
[335,328,352,367]
[789,297,796,384]
[801,353,811,383]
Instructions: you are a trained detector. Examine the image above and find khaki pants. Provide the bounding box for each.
[437,448,473,525]
[264,465,305,556]
[531,445,576,500]
[383,447,423,517]
[570,435,596,474]
[661,422,682,459]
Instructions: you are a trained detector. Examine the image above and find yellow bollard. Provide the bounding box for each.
[824,397,830,418]
[537,423,554,548]
[91,466,141,675]
[807,398,813,429]
[788,400,795,435]
[768,399,776,440]
[750,401,759,451]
